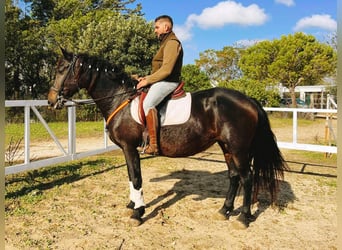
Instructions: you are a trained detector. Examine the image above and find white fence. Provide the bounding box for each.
[5,100,118,175]
[264,107,337,154]
[4,100,337,175]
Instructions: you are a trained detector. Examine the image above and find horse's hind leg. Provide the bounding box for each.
[238,163,256,226]
[219,144,255,227]
[219,152,240,218]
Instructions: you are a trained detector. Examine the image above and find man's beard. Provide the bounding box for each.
[158,32,171,41]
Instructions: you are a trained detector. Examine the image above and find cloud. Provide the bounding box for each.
[293,14,337,31]
[186,1,268,29]
[175,1,268,42]
[174,24,193,42]
[275,0,295,7]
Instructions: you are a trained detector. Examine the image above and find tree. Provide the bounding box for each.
[5,0,156,101]
[43,1,156,75]
[239,32,337,107]
[195,46,242,86]
[181,64,211,92]
[5,0,27,99]
[219,77,280,107]
[25,0,142,22]
[75,12,157,75]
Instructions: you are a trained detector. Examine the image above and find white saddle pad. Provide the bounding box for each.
[130,93,192,126]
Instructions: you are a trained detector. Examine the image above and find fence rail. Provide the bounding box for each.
[264,107,337,154]
[4,100,337,175]
[5,100,118,175]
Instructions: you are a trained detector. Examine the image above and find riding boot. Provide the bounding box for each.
[141,108,159,155]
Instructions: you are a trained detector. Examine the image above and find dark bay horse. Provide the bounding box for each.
[48,49,288,227]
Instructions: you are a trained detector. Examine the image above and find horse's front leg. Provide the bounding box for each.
[123,147,145,225]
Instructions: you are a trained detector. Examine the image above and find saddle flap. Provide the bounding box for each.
[138,91,147,125]
[171,81,186,99]
[131,92,191,127]
[137,81,186,125]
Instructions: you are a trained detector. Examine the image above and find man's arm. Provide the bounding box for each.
[146,40,181,83]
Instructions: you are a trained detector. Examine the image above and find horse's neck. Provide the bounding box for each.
[87,75,132,119]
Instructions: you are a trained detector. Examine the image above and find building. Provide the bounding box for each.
[278,83,336,109]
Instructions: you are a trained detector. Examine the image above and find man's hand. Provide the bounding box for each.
[137,77,149,89]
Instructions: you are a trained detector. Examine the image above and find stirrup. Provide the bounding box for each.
[143,144,159,155]
[137,141,147,154]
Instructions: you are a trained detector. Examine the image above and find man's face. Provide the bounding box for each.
[154,20,169,38]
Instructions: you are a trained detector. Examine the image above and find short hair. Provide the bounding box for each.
[155,15,173,28]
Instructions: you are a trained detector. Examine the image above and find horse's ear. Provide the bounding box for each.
[60,47,73,61]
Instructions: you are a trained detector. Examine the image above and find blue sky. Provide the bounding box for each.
[137,0,337,64]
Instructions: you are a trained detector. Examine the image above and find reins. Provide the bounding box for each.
[64,88,142,128]
[66,89,137,106]
[105,90,142,127]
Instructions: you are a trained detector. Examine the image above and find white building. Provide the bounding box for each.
[278,84,336,109]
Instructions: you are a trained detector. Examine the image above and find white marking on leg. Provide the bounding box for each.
[129,181,145,209]
[129,181,134,201]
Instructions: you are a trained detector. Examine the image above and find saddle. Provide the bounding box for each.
[138,81,186,125]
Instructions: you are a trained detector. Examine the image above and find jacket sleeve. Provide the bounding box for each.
[146,40,181,83]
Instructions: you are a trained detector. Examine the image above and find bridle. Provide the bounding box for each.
[50,55,80,108]
[49,54,142,124]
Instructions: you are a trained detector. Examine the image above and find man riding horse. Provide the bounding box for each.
[136,15,183,155]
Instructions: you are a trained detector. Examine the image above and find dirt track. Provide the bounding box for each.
[5,142,337,249]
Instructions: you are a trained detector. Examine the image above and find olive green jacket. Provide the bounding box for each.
[146,31,183,83]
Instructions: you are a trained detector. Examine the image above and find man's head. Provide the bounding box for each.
[154,15,173,38]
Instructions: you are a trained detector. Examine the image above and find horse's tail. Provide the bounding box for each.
[251,99,289,202]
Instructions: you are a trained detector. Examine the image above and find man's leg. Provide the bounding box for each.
[138,81,179,155]
[143,107,159,154]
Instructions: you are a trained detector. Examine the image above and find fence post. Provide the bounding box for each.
[293,109,298,144]
[103,119,108,148]
[24,105,30,164]
[68,105,76,158]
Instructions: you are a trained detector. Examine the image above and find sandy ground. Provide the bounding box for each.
[5,116,338,249]
[5,140,337,249]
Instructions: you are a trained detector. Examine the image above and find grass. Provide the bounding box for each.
[5,116,335,144]
[268,115,328,128]
[5,121,104,144]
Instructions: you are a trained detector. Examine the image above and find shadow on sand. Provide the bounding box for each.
[143,167,296,225]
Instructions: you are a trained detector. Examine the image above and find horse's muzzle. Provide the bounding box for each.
[47,91,65,109]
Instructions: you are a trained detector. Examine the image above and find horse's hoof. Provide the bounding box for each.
[235,212,255,228]
[246,213,256,222]
[128,206,145,226]
[129,216,143,226]
[218,207,230,219]
[218,206,238,219]
[126,201,135,210]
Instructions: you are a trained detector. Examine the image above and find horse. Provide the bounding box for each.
[48,48,288,227]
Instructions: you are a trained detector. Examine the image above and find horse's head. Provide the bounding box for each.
[48,48,138,109]
[48,48,83,109]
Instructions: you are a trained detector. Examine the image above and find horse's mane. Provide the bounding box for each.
[76,52,136,89]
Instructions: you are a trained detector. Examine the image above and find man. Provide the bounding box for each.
[136,15,183,155]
